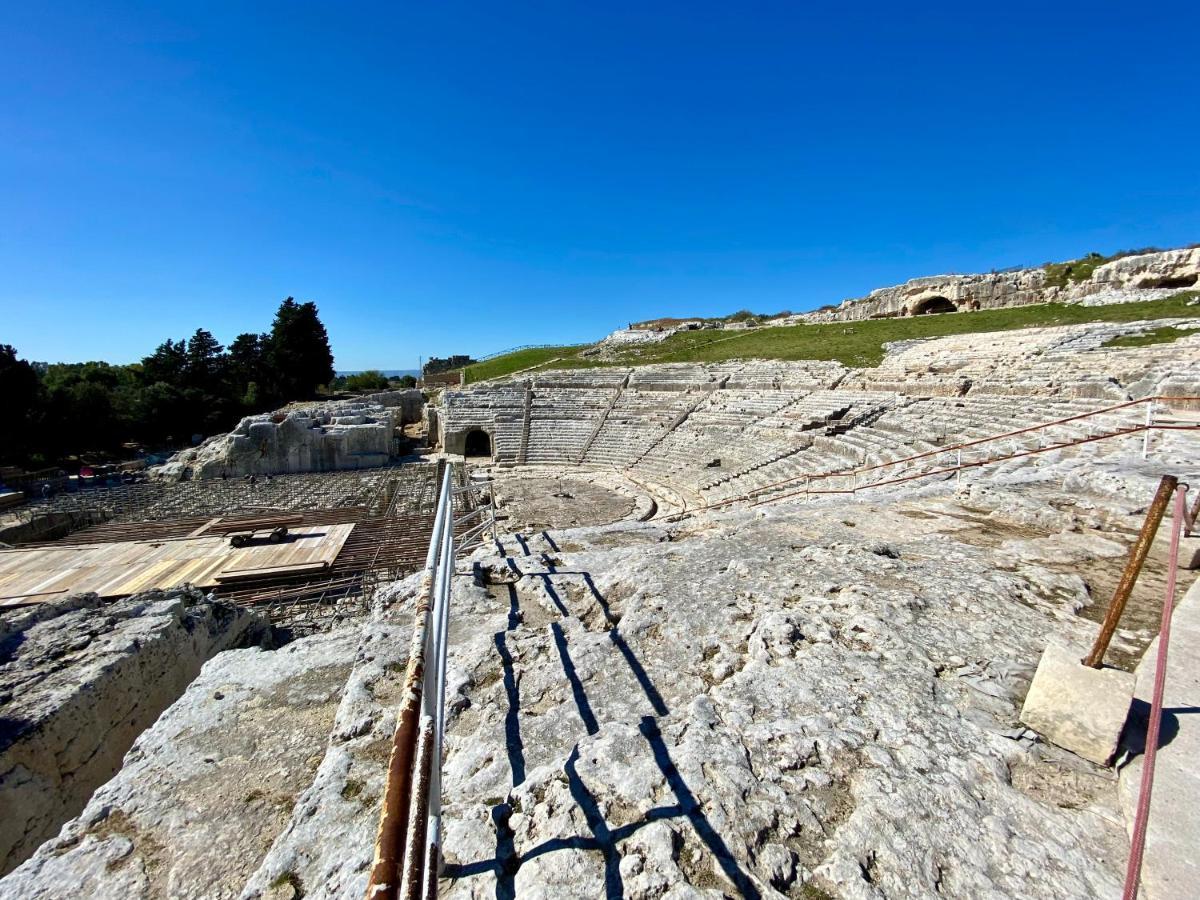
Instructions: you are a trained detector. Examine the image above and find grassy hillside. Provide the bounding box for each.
[601,292,1200,369]
[461,292,1198,383]
[462,345,586,384]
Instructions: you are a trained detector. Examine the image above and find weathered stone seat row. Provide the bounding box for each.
[440,320,1200,498]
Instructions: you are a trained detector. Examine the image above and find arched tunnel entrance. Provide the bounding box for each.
[911,295,958,316]
[464,429,492,458]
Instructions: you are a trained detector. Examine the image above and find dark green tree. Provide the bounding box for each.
[141,338,187,386]
[226,332,269,409]
[183,329,225,393]
[0,345,43,464]
[343,370,390,392]
[40,362,139,455]
[266,297,335,401]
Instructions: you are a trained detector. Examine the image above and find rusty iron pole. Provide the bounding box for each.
[1082,474,1177,669]
[399,717,436,900]
[1185,487,1200,537]
[365,571,436,900]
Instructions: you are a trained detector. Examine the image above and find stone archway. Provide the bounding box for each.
[464,429,492,458]
[911,295,958,316]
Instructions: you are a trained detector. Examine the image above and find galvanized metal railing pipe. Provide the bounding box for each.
[367,468,454,900]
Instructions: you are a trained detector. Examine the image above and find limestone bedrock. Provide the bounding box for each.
[435,497,1129,899]
[0,627,357,900]
[153,389,423,481]
[0,589,263,876]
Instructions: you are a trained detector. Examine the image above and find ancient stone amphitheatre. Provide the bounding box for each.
[4,247,1200,899]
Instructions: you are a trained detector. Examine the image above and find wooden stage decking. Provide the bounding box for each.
[0,523,355,607]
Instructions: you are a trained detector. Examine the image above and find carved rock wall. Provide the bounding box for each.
[153,389,425,481]
[0,590,262,875]
[803,247,1200,323]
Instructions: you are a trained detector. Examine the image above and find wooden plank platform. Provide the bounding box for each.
[0,524,355,607]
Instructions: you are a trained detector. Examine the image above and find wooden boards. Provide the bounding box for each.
[0,523,355,607]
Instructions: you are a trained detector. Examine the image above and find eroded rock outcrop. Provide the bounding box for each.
[803,246,1200,323]
[431,494,1133,899]
[154,390,424,481]
[0,589,263,875]
[0,626,359,899]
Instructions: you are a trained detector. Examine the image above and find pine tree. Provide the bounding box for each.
[266,297,335,401]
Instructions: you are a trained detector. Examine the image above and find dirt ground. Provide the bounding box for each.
[486,472,635,531]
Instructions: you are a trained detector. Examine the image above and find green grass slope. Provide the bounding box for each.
[1101,323,1197,349]
[462,292,1199,383]
[462,345,586,384]
[563,292,1200,371]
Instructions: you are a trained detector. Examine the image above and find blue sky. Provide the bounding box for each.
[2,2,1198,370]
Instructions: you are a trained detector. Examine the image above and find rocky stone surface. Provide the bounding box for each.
[488,471,637,531]
[154,390,424,481]
[433,491,1136,899]
[240,589,418,899]
[0,626,359,899]
[0,469,1177,897]
[0,590,263,875]
[1091,246,1200,292]
[799,246,1199,323]
[596,327,693,348]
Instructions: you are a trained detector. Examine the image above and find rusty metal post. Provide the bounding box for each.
[399,717,436,900]
[1185,488,1200,538]
[1082,474,1177,669]
[365,571,436,900]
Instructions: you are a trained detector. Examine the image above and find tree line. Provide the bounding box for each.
[1,298,336,468]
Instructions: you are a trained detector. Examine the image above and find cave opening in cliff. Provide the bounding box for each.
[911,296,958,315]
[1138,274,1197,289]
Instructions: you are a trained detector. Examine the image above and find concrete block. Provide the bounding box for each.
[1019,642,1135,766]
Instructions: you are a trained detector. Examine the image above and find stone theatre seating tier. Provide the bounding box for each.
[439,321,1200,504]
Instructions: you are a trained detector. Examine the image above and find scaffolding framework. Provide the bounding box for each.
[13,463,478,633]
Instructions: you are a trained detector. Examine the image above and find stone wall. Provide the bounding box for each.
[802,246,1200,323]
[0,590,263,875]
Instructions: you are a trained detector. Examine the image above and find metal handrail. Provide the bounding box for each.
[367,468,455,900]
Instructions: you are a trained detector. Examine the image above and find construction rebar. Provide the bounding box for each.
[1082,474,1177,669]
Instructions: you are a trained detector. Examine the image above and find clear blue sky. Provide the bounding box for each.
[2,2,1198,370]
